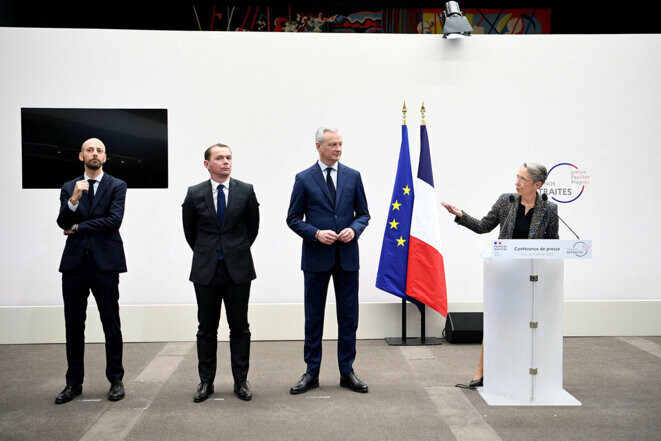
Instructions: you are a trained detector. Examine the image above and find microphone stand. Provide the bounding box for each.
[540,193,580,240]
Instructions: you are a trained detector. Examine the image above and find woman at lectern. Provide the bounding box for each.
[441,162,559,388]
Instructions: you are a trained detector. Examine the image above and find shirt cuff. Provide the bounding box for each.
[68,200,79,211]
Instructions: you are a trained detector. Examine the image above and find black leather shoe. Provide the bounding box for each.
[108,381,125,401]
[469,377,483,388]
[290,373,319,395]
[340,371,368,393]
[193,382,214,402]
[234,381,252,401]
[55,384,82,404]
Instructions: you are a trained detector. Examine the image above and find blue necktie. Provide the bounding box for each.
[217,184,226,259]
[326,167,336,206]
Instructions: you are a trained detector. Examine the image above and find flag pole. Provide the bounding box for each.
[401,299,407,342]
[386,102,410,346]
[417,102,440,345]
[421,307,426,342]
[385,101,441,346]
[402,102,408,344]
[420,102,426,344]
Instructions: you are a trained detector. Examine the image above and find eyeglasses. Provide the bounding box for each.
[515,175,530,183]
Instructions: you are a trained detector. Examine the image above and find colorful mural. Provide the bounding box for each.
[385,8,551,34]
[202,7,551,34]
[464,8,551,34]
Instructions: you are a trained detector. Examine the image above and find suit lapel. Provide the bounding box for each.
[223,178,238,230]
[90,175,108,213]
[203,180,223,232]
[311,163,334,206]
[504,195,519,239]
[74,175,91,215]
[528,196,545,239]
[335,163,346,208]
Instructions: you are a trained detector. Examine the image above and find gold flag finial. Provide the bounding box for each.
[402,101,407,125]
[421,102,426,126]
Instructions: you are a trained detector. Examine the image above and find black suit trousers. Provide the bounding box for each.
[62,252,124,385]
[194,259,251,384]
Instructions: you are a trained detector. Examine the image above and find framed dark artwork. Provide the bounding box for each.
[21,108,168,188]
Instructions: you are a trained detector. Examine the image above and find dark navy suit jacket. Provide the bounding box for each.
[287,162,370,272]
[57,173,127,273]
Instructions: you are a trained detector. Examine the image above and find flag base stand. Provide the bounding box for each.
[385,337,442,346]
[385,299,443,346]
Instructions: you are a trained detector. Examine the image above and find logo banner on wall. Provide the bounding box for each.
[542,162,590,203]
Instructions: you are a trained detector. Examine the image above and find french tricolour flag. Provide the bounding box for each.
[405,124,448,317]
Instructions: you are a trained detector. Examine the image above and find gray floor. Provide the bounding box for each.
[1,337,660,441]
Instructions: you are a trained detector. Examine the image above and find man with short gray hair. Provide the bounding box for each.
[287,127,370,394]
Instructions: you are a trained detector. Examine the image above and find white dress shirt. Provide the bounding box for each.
[317,160,338,188]
[211,178,230,212]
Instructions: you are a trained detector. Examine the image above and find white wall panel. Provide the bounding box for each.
[0,30,659,341]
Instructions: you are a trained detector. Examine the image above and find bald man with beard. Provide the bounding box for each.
[55,138,128,404]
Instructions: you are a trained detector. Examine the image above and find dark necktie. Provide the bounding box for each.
[326,167,336,205]
[87,179,96,204]
[217,184,226,259]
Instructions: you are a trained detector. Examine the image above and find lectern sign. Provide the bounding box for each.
[487,240,592,259]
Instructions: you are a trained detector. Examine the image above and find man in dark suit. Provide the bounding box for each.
[287,127,370,394]
[182,143,259,403]
[55,137,127,404]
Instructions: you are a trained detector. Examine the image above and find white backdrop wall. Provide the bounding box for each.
[1,29,660,342]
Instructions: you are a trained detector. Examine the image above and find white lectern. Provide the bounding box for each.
[477,240,592,406]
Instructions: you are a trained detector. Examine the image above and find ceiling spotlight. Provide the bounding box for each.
[440,1,473,39]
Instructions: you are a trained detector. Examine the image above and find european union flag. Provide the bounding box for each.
[376,125,421,307]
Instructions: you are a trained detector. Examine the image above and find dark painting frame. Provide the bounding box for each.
[21,108,168,189]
